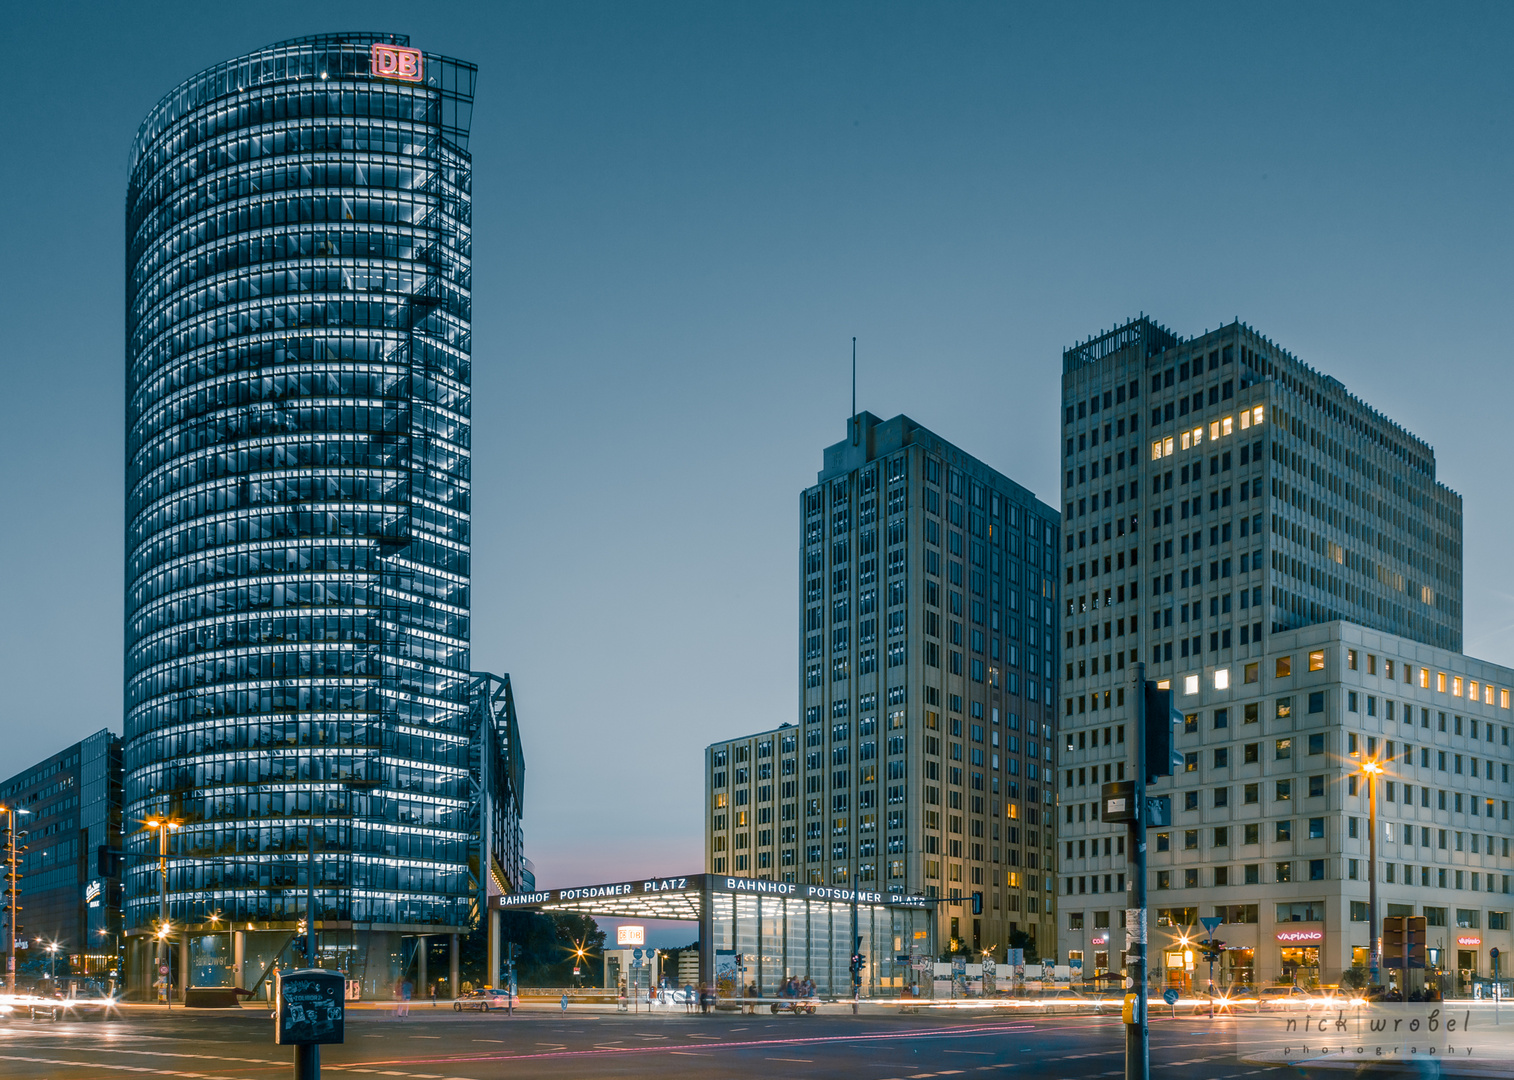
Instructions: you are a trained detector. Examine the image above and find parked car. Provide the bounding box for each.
[453,987,517,1011]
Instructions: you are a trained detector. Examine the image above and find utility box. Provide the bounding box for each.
[275,969,345,1046]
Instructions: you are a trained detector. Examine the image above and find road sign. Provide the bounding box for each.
[1101,781,1137,824]
[1200,917,1223,935]
[159,965,169,975]
[1163,988,1179,1006]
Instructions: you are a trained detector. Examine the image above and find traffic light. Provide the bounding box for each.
[971,892,983,915]
[1383,917,1405,966]
[1200,940,1225,963]
[1143,681,1184,782]
[289,935,307,956]
[1383,916,1427,969]
[1407,915,1427,969]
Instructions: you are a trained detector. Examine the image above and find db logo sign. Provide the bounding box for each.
[370,44,423,82]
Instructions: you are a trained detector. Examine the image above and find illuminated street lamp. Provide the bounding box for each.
[0,803,32,993]
[143,818,180,1004]
[47,940,59,981]
[1361,760,1384,989]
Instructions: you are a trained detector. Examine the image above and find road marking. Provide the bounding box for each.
[768,1058,815,1063]
[0,1056,235,1080]
[944,1050,993,1055]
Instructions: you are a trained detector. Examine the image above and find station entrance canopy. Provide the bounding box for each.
[492,874,936,999]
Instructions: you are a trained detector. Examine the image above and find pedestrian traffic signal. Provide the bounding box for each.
[1143,681,1184,782]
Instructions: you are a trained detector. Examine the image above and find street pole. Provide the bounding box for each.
[2,805,21,994]
[851,890,860,1014]
[157,823,169,1006]
[1366,764,1379,991]
[1126,664,1149,1080]
[306,820,317,968]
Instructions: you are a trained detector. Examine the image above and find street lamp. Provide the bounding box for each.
[97,926,121,983]
[47,940,59,982]
[144,818,180,1004]
[0,803,32,994]
[1361,760,1384,990]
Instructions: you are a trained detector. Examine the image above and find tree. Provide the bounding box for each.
[497,909,606,986]
[1006,928,1040,965]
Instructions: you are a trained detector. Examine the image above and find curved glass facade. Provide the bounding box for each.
[123,33,477,953]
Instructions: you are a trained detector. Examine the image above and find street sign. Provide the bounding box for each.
[1101,781,1137,824]
[1163,988,1179,1006]
[1144,796,1172,828]
[275,969,345,1046]
[1200,917,1223,935]
[159,965,169,975]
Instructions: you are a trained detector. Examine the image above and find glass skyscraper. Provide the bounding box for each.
[123,33,477,997]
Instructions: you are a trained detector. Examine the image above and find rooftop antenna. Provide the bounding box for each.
[851,337,859,446]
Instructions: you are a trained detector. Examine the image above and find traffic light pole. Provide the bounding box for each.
[1127,664,1149,1080]
[1367,769,1379,990]
[157,824,169,1006]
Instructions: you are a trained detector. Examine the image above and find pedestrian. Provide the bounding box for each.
[560,991,569,1013]
[398,978,412,1018]
[430,981,437,1007]
[684,982,695,1014]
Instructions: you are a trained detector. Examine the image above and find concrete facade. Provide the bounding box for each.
[1054,317,1494,989]
[707,412,1061,960]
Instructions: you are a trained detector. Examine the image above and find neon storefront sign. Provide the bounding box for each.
[1275,929,1324,943]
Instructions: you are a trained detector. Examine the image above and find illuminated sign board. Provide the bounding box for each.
[370,44,423,82]
[616,925,646,946]
[1275,928,1324,943]
[493,874,935,910]
[86,880,102,907]
[1457,936,1482,947]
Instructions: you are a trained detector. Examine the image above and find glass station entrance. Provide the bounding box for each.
[492,874,935,999]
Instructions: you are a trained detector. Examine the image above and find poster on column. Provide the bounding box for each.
[714,950,740,998]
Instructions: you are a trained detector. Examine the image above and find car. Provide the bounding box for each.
[453,987,517,1011]
[1256,985,1310,1012]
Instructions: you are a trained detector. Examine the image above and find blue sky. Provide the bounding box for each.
[1,3,1510,908]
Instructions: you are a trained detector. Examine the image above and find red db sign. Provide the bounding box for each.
[370,44,423,82]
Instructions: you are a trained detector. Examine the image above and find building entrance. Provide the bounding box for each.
[493,873,935,1000]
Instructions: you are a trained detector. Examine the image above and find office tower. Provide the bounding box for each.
[123,34,478,998]
[1055,317,1495,990]
[707,412,1062,958]
[0,731,124,984]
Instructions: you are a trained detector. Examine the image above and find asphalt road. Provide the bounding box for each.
[0,1003,1499,1080]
